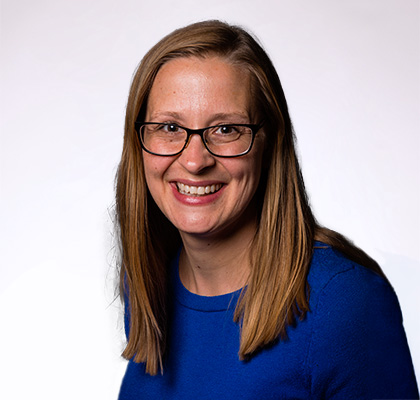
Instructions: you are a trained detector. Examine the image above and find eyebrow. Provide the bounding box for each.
[211,113,250,122]
[147,111,184,121]
[147,111,250,124]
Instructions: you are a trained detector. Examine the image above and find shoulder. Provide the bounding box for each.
[307,243,398,318]
[305,243,418,398]
[306,242,403,345]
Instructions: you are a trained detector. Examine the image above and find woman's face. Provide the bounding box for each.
[142,56,265,239]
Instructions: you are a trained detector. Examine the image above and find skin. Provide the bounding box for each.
[143,56,265,296]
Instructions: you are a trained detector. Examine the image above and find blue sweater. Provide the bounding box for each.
[119,244,419,399]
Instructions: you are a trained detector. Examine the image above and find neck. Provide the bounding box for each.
[178,217,257,296]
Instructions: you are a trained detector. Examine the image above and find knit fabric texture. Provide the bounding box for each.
[118,244,419,399]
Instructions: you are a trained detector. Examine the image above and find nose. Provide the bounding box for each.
[177,134,216,173]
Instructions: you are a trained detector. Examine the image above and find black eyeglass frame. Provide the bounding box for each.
[134,121,264,158]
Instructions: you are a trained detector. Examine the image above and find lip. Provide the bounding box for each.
[170,180,226,205]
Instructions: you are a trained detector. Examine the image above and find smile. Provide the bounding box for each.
[176,182,223,196]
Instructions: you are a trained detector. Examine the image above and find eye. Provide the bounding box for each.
[167,123,181,132]
[158,123,181,133]
[215,125,238,135]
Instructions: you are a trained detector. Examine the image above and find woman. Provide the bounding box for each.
[115,20,418,399]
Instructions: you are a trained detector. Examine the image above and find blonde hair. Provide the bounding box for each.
[115,20,384,375]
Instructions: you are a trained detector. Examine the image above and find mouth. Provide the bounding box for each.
[176,182,223,196]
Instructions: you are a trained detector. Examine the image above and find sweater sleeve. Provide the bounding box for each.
[307,265,419,399]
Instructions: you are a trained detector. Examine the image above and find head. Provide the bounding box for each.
[120,20,297,241]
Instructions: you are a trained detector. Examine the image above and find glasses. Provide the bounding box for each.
[135,122,263,158]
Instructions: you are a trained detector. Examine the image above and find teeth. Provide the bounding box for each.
[176,182,222,196]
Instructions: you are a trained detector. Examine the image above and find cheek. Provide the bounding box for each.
[241,154,264,197]
[142,154,170,197]
[143,153,170,178]
[227,156,263,195]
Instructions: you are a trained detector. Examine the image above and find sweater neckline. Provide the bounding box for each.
[171,249,243,312]
[170,242,329,312]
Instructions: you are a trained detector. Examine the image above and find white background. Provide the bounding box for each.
[1,0,419,398]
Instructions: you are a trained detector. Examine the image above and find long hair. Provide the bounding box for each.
[115,20,385,375]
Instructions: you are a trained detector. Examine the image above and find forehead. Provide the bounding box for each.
[146,56,255,123]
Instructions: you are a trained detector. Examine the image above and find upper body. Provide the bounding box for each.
[119,244,419,399]
[115,20,418,400]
